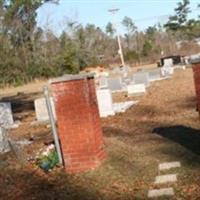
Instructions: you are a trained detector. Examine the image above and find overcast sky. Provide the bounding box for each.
[37,0,200,35]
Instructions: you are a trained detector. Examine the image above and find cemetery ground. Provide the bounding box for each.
[1,67,200,199]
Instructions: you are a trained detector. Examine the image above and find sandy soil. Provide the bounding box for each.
[0,67,200,200]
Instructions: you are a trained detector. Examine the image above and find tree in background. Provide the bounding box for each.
[105,22,116,37]
[122,16,137,49]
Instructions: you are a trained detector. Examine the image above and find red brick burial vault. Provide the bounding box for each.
[50,74,107,173]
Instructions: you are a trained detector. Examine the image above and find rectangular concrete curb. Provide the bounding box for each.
[159,161,181,171]
[148,187,174,198]
[155,174,177,184]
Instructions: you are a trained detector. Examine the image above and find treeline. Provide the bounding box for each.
[0,0,200,86]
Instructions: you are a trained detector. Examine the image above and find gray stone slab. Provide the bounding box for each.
[0,127,10,153]
[34,97,56,122]
[159,161,181,171]
[0,102,14,129]
[132,72,150,87]
[99,76,108,89]
[148,188,174,198]
[108,77,123,91]
[155,174,177,184]
[148,68,162,81]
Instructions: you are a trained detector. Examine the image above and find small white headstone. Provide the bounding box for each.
[148,188,174,198]
[0,102,14,129]
[34,97,56,122]
[155,174,177,184]
[127,84,146,95]
[96,89,115,117]
[164,58,173,67]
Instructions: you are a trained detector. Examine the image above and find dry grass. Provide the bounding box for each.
[0,68,200,199]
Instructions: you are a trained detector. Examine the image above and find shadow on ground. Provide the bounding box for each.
[153,125,200,155]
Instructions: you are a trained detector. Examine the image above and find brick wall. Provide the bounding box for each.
[50,75,106,173]
[192,63,200,114]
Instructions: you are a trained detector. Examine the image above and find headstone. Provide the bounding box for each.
[34,97,56,122]
[148,68,162,82]
[164,58,173,67]
[127,84,146,96]
[0,102,14,129]
[108,77,123,92]
[99,76,108,89]
[96,89,115,117]
[0,127,10,153]
[161,66,174,76]
[132,72,150,87]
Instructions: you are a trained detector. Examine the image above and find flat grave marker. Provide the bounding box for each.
[148,188,174,198]
[155,174,177,184]
[159,161,181,171]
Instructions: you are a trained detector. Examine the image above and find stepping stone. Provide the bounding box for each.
[159,161,181,171]
[155,174,177,184]
[148,187,174,198]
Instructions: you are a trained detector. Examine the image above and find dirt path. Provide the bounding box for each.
[1,68,200,200]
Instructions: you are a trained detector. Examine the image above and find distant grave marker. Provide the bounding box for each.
[34,97,56,122]
[99,76,108,89]
[0,102,14,129]
[132,72,150,87]
[148,68,162,82]
[127,84,146,96]
[108,77,123,92]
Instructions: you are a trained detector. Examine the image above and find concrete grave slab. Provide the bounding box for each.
[96,89,115,117]
[159,161,181,171]
[155,174,177,184]
[34,97,56,122]
[148,68,162,82]
[148,188,174,198]
[132,72,150,87]
[99,76,108,89]
[127,84,146,96]
[108,77,123,92]
[0,102,14,129]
